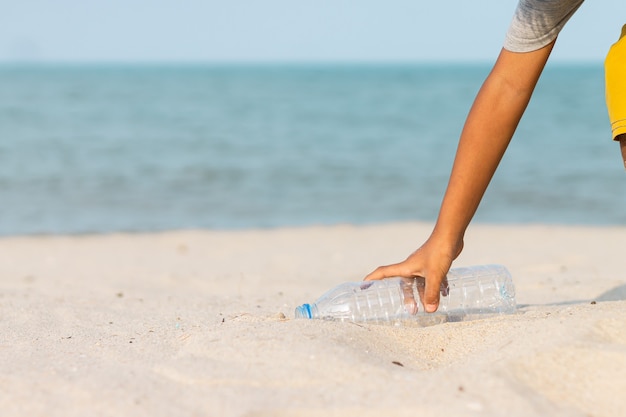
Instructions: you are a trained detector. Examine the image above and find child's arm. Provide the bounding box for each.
[616,133,626,169]
[365,41,556,312]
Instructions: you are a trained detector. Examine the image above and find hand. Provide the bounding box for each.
[364,235,463,313]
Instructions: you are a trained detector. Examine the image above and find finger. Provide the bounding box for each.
[415,277,426,309]
[440,277,450,297]
[400,278,418,315]
[424,273,445,313]
[363,263,405,281]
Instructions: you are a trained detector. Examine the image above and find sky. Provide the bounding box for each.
[0,0,624,64]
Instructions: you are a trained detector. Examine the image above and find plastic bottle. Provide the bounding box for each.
[294,264,516,326]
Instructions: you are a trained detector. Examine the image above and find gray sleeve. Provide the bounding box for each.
[504,0,585,53]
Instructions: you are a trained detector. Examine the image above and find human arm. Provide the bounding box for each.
[364,41,556,312]
[616,133,626,169]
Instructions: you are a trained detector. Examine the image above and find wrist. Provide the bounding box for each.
[429,223,465,259]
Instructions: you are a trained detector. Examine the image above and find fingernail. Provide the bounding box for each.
[425,303,437,313]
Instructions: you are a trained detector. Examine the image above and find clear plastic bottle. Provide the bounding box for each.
[294,264,516,326]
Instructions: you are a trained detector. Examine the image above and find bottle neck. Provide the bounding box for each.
[295,303,319,319]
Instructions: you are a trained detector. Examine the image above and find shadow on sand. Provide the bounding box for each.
[517,283,626,309]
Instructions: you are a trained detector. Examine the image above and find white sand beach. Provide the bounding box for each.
[1,222,625,416]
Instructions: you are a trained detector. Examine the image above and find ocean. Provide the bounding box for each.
[0,63,624,236]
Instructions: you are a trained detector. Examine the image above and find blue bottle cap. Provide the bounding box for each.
[294,303,312,319]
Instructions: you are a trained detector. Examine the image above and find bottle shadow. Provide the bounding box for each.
[517,283,626,309]
[595,283,626,302]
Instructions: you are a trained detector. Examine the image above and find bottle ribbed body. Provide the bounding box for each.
[294,264,516,325]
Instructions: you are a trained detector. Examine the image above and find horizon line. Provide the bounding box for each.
[0,58,605,68]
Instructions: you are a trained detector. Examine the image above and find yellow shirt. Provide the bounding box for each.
[605,25,626,140]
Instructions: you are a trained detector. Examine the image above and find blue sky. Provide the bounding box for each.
[0,0,623,63]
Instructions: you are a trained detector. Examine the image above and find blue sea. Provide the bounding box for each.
[0,63,624,236]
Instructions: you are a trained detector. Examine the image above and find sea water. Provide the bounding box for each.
[0,63,624,235]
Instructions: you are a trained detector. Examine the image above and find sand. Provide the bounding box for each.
[0,222,625,416]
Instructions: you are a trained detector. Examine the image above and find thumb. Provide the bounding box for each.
[423,270,446,313]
